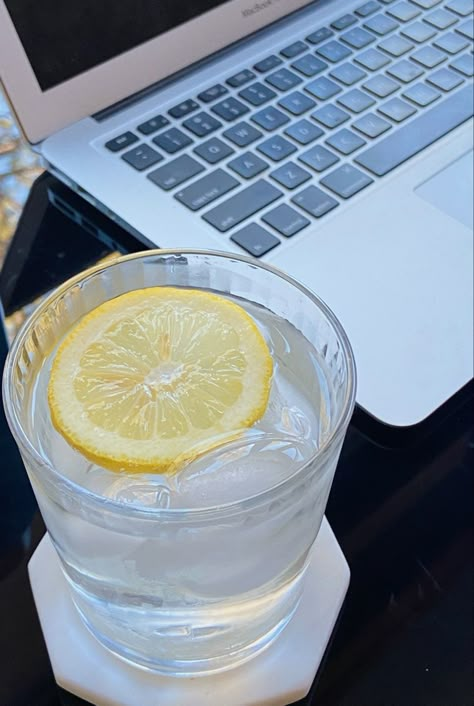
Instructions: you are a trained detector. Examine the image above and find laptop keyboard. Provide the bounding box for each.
[104,0,474,258]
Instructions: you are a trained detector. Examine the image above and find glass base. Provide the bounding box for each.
[28,519,349,706]
[64,555,307,676]
[76,599,300,676]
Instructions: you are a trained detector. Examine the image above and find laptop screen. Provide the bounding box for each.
[4,0,230,92]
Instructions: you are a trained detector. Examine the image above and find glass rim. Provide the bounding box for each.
[2,248,357,520]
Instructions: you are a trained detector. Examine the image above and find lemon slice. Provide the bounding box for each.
[48,287,272,473]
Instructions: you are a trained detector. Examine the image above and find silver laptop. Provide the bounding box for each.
[1,0,473,428]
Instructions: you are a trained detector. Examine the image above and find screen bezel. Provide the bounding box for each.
[0,0,313,144]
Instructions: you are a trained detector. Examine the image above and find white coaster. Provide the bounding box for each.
[29,517,349,706]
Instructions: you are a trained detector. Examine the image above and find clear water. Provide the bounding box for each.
[26,297,340,673]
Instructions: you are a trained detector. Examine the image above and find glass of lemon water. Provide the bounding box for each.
[3,250,355,675]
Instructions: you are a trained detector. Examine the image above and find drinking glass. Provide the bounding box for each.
[3,250,356,675]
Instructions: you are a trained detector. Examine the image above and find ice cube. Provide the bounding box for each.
[256,369,317,442]
[171,430,313,509]
[102,473,173,508]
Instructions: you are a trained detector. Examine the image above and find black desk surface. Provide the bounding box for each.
[0,173,472,706]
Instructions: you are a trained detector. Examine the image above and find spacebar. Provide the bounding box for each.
[355,86,474,177]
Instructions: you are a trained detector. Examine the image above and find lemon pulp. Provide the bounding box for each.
[48,287,273,473]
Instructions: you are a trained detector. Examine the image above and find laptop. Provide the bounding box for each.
[0,0,472,429]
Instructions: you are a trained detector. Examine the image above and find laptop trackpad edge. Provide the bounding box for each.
[415,150,474,230]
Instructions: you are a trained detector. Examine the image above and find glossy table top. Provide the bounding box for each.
[0,172,472,706]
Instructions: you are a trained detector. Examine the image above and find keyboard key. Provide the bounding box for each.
[254,55,283,73]
[386,1,421,21]
[239,82,277,106]
[174,169,239,210]
[148,155,204,191]
[212,97,250,121]
[402,81,441,104]
[281,41,308,58]
[194,137,234,164]
[329,62,367,85]
[424,8,458,28]
[231,223,280,257]
[411,45,447,67]
[316,40,353,62]
[227,69,256,88]
[311,104,350,127]
[456,18,474,38]
[378,96,417,120]
[278,91,316,115]
[363,13,400,34]
[137,115,169,136]
[445,0,474,16]
[410,0,442,7]
[152,127,193,154]
[306,76,342,99]
[331,14,358,30]
[223,121,263,147]
[337,88,376,112]
[203,179,282,231]
[427,67,465,89]
[378,34,414,55]
[449,53,474,75]
[182,112,222,137]
[299,145,340,171]
[291,186,339,217]
[387,59,424,81]
[269,162,312,189]
[320,164,374,198]
[352,112,392,136]
[266,68,303,91]
[284,119,324,144]
[228,152,269,179]
[198,84,228,103]
[252,106,290,131]
[356,84,473,175]
[401,21,436,41]
[355,1,382,17]
[355,47,391,69]
[326,128,367,154]
[257,135,297,161]
[262,204,310,236]
[340,27,376,48]
[306,27,334,44]
[105,131,138,152]
[121,144,163,171]
[169,100,199,119]
[433,32,470,53]
[363,74,400,96]
[291,54,328,76]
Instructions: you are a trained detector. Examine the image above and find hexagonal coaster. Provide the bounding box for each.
[28,517,349,706]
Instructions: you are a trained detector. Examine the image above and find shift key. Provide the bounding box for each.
[203,179,282,231]
[175,169,239,211]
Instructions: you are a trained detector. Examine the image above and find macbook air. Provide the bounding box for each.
[0,0,472,427]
